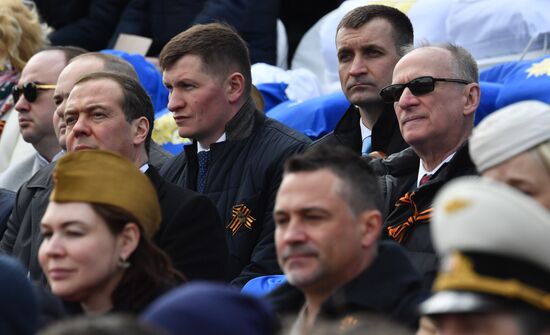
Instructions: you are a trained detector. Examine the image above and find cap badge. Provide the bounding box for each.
[443,198,471,214]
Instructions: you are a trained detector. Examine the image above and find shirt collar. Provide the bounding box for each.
[417,152,456,187]
[197,133,227,153]
[52,150,65,162]
[359,117,372,141]
[36,152,50,165]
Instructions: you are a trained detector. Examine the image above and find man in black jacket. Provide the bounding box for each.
[269,146,426,333]
[1,54,227,284]
[159,23,311,287]
[313,5,410,157]
[373,44,480,289]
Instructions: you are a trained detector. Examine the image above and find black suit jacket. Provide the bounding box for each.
[147,166,227,280]
[312,104,407,156]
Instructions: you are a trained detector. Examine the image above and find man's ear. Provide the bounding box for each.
[463,83,480,117]
[358,209,382,248]
[226,72,245,104]
[132,116,150,146]
[118,222,140,261]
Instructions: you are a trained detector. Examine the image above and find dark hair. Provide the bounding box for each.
[337,5,414,56]
[284,146,382,216]
[159,22,252,97]
[69,52,139,81]
[74,71,154,152]
[91,203,185,313]
[43,45,88,64]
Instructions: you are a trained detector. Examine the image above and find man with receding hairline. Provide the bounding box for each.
[0,47,84,192]
[372,44,480,289]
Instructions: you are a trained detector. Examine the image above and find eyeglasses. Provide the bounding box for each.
[379,76,471,103]
[12,82,56,103]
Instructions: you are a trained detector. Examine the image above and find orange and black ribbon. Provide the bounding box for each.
[227,204,256,235]
[387,191,432,243]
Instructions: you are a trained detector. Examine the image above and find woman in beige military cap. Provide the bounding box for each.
[38,150,184,315]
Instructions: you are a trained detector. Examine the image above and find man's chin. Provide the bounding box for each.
[285,268,322,289]
[71,144,96,151]
[346,94,383,107]
[59,140,67,150]
[20,132,36,144]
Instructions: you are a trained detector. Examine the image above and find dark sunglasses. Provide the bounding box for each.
[12,82,56,103]
[380,76,471,103]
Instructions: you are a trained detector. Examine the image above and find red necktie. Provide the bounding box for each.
[419,174,431,186]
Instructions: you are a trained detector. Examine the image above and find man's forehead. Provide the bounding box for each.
[280,169,341,195]
[66,79,120,107]
[336,18,396,43]
[68,56,104,71]
[60,58,104,84]
[393,48,453,80]
[276,171,348,216]
[20,50,66,82]
[400,47,451,66]
[163,54,209,79]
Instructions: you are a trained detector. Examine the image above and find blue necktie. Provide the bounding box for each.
[197,151,210,193]
[361,135,372,156]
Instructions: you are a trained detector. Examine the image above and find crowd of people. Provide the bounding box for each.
[0,1,549,335]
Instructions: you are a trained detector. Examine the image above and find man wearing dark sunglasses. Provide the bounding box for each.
[313,5,410,157]
[371,44,480,290]
[0,49,66,192]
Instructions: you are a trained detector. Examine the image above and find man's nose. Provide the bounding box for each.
[167,91,186,112]
[348,56,367,76]
[281,220,308,244]
[14,93,31,113]
[70,115,90,136]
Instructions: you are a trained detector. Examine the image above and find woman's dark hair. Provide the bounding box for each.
[91,203,185,313]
